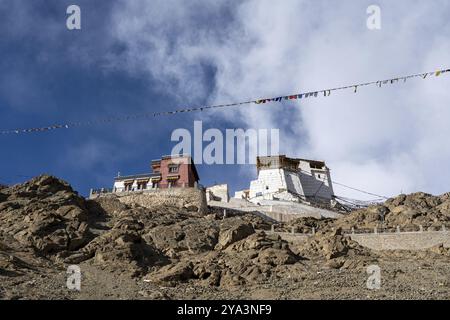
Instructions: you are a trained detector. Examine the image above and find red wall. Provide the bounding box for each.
[157,157,197,188]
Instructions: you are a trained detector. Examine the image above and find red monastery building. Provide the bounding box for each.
[90,155,200,195]
[149,155,199,189]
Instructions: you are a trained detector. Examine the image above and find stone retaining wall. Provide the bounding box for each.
[265,230,450,250]
[348,231,450,250]
[265,231,310,244]
[92,188,207,214]
[208,199,341,222]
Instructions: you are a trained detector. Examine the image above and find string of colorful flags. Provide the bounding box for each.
[1,68,449,135]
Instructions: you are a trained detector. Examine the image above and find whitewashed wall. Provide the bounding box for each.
[298,170,333,200]
[249,168,287,199]
[113,180,125,191]
[234,190,247,199]
[284,170,304,195]
[113,179,155,192]
[206,184,229,202]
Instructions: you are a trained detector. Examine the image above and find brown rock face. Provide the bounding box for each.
[333,192,450,231]
[294,230,374,270]
[147,219,220,255]
[0,175,92,255]
[256,248,298,266]
[1,175,301,286]
[215,221,255,250]
[1,175,448,298]
[146,261,195,285]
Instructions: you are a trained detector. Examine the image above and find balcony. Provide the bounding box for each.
[89,182,204,199]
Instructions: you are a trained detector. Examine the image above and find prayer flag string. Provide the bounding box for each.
[1,68,449,135]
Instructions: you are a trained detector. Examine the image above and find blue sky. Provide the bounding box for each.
[1,0,450,199]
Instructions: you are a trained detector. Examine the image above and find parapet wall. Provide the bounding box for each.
[206,184,229,203]
[263,229,450,250]
[208,198,341,222]
[92,188,207,214]
[349,231,450,250]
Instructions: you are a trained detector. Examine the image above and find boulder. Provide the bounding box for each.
[215,221,255,250]
[323,235,349,259]
[299,232,371,262]
[256,248,298,266]
[146,261,194,284]
[147,219,220,255]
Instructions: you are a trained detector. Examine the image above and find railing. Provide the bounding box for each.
[263,225,449,237]
[342,225,449,235]
[89,182,204,197]
[90,187,159,195]
[90,188,113,195]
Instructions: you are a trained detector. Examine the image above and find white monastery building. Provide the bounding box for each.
[241,155,335,204]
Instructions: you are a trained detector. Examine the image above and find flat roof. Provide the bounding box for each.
[257,155,325,163]
[256,155,327,172]
[114,173,161,181]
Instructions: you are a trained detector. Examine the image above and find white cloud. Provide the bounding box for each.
[64,139,117,170]
[109,0,450,199]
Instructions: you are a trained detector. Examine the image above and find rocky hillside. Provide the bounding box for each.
[0,175,304,290]
[337,192,450,231]
[286,192,450,233]
[0,175,449,299]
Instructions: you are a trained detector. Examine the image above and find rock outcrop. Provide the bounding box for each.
[334,192,450,231]
[1,175,449,299]
[0,175,93,255]
[0,175,302,286]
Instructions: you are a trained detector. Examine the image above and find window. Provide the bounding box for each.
[137,182,147,190]
[265,186,269,190]
[168,181,173,188]
[152,182,158,189]
[168,165,179,173]
[124,183,133,191]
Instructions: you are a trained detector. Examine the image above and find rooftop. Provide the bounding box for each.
[114,172,161,181]
[256,155,327,172]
